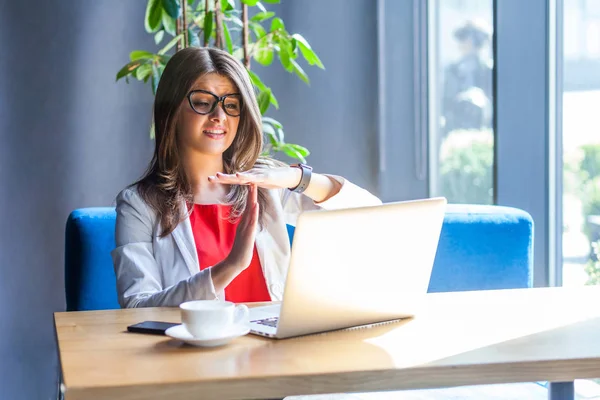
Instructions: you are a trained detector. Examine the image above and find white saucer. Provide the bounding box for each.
[165,324,250,347]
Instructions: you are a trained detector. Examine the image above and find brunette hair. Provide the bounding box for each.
[134,47,271,237]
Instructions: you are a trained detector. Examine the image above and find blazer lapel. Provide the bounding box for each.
[171,212,199,276]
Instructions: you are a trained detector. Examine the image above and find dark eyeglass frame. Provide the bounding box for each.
[187,89,243,117]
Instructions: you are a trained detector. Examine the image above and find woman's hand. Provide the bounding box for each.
[208,167,301,190]
[226,183,259,270]
[209,166,342,203]
[210,184,259,291]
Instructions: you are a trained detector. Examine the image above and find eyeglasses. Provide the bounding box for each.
[187,89,242,117]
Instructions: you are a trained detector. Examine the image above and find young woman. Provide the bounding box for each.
[111,47,381,308]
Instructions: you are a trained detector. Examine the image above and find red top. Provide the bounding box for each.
[188,204,271,303]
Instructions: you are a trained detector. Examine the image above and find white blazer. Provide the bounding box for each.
[111,175,381,308]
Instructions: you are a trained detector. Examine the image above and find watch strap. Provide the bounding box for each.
[289,164,312,193]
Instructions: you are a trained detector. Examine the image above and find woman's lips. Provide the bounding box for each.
[203,129,226,139]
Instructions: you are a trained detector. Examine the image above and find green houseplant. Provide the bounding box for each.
[569,144,600,261]
[116,0,324,163]
[438,129,494,205]
[583,177,600,261]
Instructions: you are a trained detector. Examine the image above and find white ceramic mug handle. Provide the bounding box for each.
[234,304,249,325]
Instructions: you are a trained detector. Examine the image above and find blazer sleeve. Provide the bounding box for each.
[110,188,217,308]
[280,174,382,226]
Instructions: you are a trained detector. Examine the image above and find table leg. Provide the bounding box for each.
[57,366,64,400]
[54,318,64,400]
[548,381,575,400]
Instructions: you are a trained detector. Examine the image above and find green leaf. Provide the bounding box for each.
[254,39,273,66]
[162,0,181,19]
[251,11,275,22]
[187,0,195,5]
[162,10,177,36]
[254,49,273,66]
[249,21,267,39]
[279,52,292,71]
[263,122,284,143]
[278,39,293,72]
[129,50,155,61]
[158,33,184,55]
[204,11,214,43]
[288,143,309,157]
[247,70,267,91]
[151,63,160,95]
[262,124,278,147]
[262,116,282,129]
[290,58,309,84]
[257,89,271,115]
[228,15,243,27]
[270,17,284,31]
[292,34,325,69]
[116,60,143,81]
[233,47,245,60]
[145,0,163,33]
[256,2,267,12]
[158,54,172,64]
[223,23,234,54]
[275,127,284,143]
[154,30,165,45]
[221,0,236,11]
[278,36,293,52]
[282,143,309,162]
[241,0,258,5]
[188,28,200,47]
[269,91,279,108]
[291,37,297,53]
[262,0,280,3]
[135,63,153,80]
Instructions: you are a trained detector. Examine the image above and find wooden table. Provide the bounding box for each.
[54,286,600,400]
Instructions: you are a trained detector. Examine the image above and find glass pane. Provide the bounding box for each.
[562,0,600,287]
[429,0,494,205]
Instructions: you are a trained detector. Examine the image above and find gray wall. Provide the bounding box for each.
[0,1,154,398]
[0,0,379,398]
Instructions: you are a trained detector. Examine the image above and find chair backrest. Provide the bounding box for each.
[65,208,119,311]
[65,204,533,311]
[428,204,533,292]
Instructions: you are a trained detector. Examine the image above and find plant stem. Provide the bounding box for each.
[182,0,188,48]
[214,0,223,49]
[204,0,210,46]
[242,4,250,68]
[176,3,182,51]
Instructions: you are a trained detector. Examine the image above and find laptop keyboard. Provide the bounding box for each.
[252,317,279,328]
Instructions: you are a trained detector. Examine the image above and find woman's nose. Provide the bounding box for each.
[209,104,227,123]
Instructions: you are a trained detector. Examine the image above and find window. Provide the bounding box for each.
[429,0,494,205]
[562,0,600,286]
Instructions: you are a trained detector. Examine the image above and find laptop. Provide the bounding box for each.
[248,197,447,339]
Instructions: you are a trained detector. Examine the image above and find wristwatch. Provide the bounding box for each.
[289,163,313,193]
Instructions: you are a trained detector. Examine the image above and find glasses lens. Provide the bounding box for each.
[223,95,242,116]
[189,92,216,114]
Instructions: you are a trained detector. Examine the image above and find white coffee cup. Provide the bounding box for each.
[180,300,249,338]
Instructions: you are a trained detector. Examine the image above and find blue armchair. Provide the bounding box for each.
[64,204,533,312]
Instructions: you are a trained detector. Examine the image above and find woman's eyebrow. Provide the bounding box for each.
[190,86,237,93]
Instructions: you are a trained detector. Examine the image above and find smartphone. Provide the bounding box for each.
[127,321,179,335]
